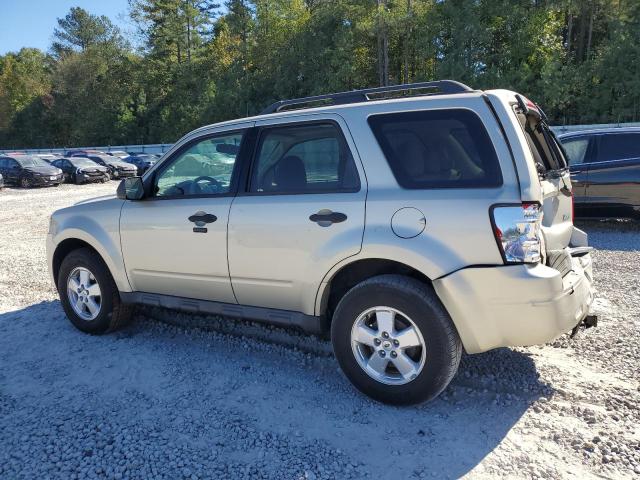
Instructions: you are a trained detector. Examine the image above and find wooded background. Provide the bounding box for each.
[1,0,638,149]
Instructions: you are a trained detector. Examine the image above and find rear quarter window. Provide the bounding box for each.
[368,109,502,189]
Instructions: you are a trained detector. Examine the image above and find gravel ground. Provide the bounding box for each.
[0,183,638,479]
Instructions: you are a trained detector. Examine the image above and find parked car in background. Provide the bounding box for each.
[123,153,159,174]
[107,150,130,159]
[559,127,640,219]
[36,153,64,163]
[47,81,596,405]
[0,154,63,187]
[0,172,4,190]
[65,149,105,157]
[51,157,110,184]
[78,154,137,179]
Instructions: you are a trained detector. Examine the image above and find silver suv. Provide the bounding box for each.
[47,81,596,405]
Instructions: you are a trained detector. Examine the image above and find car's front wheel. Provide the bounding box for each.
[331,274,462,405]
[58,248,132,334]
[19,176,31,188]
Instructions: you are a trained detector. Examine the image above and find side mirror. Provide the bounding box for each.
[116,176,145,200]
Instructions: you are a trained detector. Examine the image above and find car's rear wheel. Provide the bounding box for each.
[331,274,462,405]
[58,248,133,334]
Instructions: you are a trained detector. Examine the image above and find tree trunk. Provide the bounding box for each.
[377,0,389,87]
[566,13,573,55]
[187,13,192,62]
[576,9,587,61]
[403,0,412,83]
[586,9,594,59]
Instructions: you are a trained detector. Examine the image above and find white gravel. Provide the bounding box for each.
[0,183,638,479]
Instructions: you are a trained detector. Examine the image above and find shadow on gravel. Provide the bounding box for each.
[1,302,552,479]
[575,219,640,252]
[405,348,554,478]
[135,307,553,479]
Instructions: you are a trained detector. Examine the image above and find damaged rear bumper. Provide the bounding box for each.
[433,250,595,354]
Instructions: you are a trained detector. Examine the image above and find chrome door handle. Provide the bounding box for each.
[309,209,347,226]
[188,212,217,224]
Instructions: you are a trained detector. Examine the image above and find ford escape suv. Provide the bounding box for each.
[47,81,595,405]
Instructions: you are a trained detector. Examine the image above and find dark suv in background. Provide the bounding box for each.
[559,127,640,219]
[0,154,63,188]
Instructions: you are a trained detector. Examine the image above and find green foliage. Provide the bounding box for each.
[1,0,639,148]
[53,7,126,56]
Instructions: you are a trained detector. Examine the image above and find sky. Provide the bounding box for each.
[0,0,132,55]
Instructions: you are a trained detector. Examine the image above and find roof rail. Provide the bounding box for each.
[259,80,473,115]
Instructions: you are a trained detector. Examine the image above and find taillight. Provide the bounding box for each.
[491,203,543,264]
[571,191,575,223]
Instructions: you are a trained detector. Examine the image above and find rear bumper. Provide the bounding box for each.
[433,253,594,354]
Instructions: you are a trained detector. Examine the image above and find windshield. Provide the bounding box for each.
[15,156,51,167]
[71,158,100,167]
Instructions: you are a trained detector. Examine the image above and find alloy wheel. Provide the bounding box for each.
[66,267,102,321]
[350,306,426,385]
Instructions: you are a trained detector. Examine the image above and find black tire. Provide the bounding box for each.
[19,176,31,188]
[331,274,462,405]
[73,174,83,185]
[57,247,133,334]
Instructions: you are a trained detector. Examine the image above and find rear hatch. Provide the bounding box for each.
[511,95,575,263]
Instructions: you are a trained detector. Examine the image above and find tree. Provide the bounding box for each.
[0,49,52,145]
[52,7,124,56]
[2,0,640,149]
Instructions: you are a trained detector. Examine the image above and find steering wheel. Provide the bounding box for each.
[192,175,222,193]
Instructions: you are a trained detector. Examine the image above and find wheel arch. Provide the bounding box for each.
[316,258,433,320]
[50,228,131,293]
[52,238,99,288]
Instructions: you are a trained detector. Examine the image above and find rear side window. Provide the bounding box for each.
[596,133,640,162]
[250,123,360,194]
[368,109,502,189]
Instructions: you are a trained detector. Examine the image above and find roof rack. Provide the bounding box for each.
[259,80,473,115]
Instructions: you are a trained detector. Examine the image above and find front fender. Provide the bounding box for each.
[48,199,131,292]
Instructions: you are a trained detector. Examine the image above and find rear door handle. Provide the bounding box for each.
[188,212,218,224]
[309,209,347,226]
